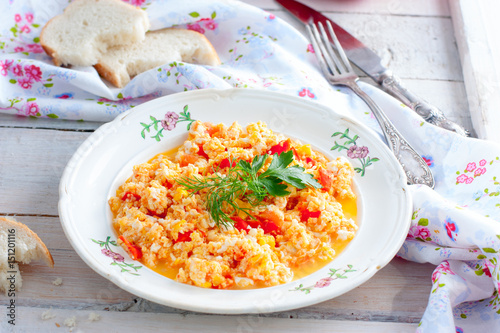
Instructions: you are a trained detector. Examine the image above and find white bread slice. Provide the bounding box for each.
[40,0,150,67]
[0,217,54,294]
[94,28,221,88]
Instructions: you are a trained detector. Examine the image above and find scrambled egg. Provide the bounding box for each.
[109,121,357,289]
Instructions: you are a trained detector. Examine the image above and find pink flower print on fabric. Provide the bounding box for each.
[314,277,333,288]
[432,261,454,283]
[417,227,430,239]
[422,155,434,167]
[474,168,486,177]
[307,43,315,53]
[14,14,22,23]
[408,224,431,241]
[12,64,23,77]
[266,13,276,21]
[128,0,146,6]
[200,18,218,31]
[466,162,476,172]
[0,60,14,76]
[26,43,43,53]
[20,25,31,33]
[24,64,42,82]
[23,101,39,116]
[479,159,487,166]
[456,174,473,184]
[17,76,33,89]
[14,46,24,53]
[25,13,34,23]
[298,87,316,99]
[187,23,205,34]
[444,218,459,242]
[483,260,495,278]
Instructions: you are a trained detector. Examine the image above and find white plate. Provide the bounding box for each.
[59,88,411,314]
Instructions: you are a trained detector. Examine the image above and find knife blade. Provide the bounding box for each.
[275,0,470,136]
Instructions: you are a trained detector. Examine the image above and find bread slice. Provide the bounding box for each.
[0,217,54,294]
[94,28,221,88]
[40,0,150,67]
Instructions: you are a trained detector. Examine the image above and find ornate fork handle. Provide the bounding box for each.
[345,81,435,188]
[379,72,470,137]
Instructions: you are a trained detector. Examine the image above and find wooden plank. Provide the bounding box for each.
[276,11,463,82]
[5,306,418,332]
[0,128,90,216]
[243,0,450,17]
[449,0,500,142]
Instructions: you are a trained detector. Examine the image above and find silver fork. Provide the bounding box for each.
[307,21,434,188]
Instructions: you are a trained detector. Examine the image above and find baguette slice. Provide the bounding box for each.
[0,217,54,293]
[40,0,150,67]
[94,28,221,88]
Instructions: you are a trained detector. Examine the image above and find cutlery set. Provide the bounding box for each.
[276,0,471,187]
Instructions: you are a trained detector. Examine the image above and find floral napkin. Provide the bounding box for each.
[2,0,500,332]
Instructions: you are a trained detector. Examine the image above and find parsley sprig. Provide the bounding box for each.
[176,151,322,228]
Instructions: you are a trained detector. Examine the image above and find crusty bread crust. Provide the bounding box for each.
[197,32,221,65]
[0,217,54,268]
[40,16,62,66]
[93,62,121,88]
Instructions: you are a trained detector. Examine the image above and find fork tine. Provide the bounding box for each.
[325,21,354,73]
[306,24,332,77]
[316,22,347,74]
[311,23,339,75]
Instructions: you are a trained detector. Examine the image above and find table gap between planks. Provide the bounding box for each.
[0,0,468,331]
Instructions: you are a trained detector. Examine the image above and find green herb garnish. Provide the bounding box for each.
[176,150,322,228]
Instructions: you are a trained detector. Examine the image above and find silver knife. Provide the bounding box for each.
[276,0,470,137]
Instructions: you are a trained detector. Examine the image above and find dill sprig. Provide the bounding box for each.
[176,151,322,228]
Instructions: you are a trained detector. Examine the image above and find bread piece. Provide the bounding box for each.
[40,0,150,67]
[0,217,54,294]
[94,28,221,88]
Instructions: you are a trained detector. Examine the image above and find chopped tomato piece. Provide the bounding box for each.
[197,145,209,159]
[247,219,262,229]
[147,209,167,218]
[175,230,194,243]
[231,216,249,232]
[300,208,321,222]
[261,220,281,236]
[163,180,173,189]
[119,235,143,260]
[305,157,315,166]
[318,167,334,191]
[121,192,141,201]
[268,139,291,156]
[218,158,236,169]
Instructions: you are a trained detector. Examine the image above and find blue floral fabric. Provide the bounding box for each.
[1,1,500,331]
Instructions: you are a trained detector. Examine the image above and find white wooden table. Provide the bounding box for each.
[0,0,477,331]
